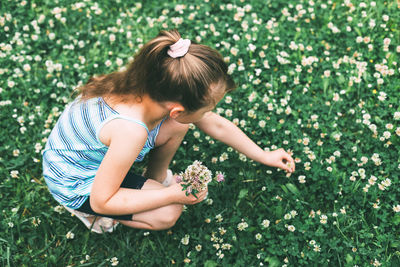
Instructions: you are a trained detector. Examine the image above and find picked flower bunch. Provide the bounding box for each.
[175,160,224,198]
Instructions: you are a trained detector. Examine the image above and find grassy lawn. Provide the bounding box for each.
[0,0,399,266]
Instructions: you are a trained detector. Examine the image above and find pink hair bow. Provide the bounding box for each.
[167,38,191,58]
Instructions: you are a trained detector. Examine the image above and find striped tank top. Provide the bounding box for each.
[42,97,164,209]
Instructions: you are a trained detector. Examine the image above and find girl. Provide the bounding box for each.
[42,29,295,233]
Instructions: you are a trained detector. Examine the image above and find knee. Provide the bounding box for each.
[154,205,183,230]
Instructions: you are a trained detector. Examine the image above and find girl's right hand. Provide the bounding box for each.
[168,183,208,205]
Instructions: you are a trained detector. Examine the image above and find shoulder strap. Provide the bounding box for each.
[113,114,150,134]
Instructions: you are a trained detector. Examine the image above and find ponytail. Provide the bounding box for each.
[78,29,236,112]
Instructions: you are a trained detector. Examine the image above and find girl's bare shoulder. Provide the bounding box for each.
[98,118,148,147]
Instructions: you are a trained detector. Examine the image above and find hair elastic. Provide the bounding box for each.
[167,38,191,58]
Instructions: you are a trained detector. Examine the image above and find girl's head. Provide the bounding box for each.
[79,29,235,118]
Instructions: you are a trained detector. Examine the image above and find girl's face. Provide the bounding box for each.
[170,83,226,124]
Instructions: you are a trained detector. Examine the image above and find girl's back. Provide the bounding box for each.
[42,96,162,209]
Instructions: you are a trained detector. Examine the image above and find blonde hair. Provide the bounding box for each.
[78,29,236,112]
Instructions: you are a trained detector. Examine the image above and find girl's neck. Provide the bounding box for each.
[103,94,169,130]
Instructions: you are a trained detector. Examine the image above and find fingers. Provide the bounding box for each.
[284,154,295,173]
[180,186,208,205]
[279,149,295,173]
[193,188,208,203]
[280,161,293,173]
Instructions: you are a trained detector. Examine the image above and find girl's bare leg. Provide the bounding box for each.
[143,117,189,183]
[118,118,188,230]
[118,178,183,230]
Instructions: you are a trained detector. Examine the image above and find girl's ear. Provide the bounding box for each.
[169,104,185,119]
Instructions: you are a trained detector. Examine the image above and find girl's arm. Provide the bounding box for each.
[90,119,202,215]
[194,112,295,173]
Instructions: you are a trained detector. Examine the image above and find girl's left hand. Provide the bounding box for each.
[262,148,295,173]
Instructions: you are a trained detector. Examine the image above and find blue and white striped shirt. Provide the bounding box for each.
[42,97,164,209]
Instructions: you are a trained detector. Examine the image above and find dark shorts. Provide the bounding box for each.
[76,172,147,221]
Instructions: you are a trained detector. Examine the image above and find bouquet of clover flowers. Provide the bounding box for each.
[175,160,225,198]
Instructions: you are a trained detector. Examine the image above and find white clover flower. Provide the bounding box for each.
[23,64,31,72]
[363,184,370,192]
[227,63,236,75]
[219,227,226,235]
[287,225,295,232]
[181,234,190,245]
[369,124,377,132]
[216,250,224,259]
[66,231,75,239]
[363,113,371,120]
[237,220,249,231]
[360,156,368,164]
[8,80,15,88]
[13,149,20,157]
[373,259,382,266]
[378,91,387,101]
[10,170,19,178]
[368,176,377,185]
[383,131,391,139]
[378,183,386,191]
[219,152,229,162]
[193,131,200,138]
[32,217,41,227]
[371,153,381,165]
[35,143,43,153]
[332,133,342,141]
[116,58,123,66]
[311,114,318,121]
[261,219,270,228]
[110,257,119,266]
[230,47,239,56]
[298,175,306,183]
[333,151,341,157]
[255,233,262,240]
[382,178,391,187]
[215,214,223,222]
[394,112,400,120]
[386,123,394,130]
[333,93,340,101]
[393,205,400,213]
[248,43,256,52]
[54,205,64,214]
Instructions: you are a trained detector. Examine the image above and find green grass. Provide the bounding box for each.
[1,0,399,266]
